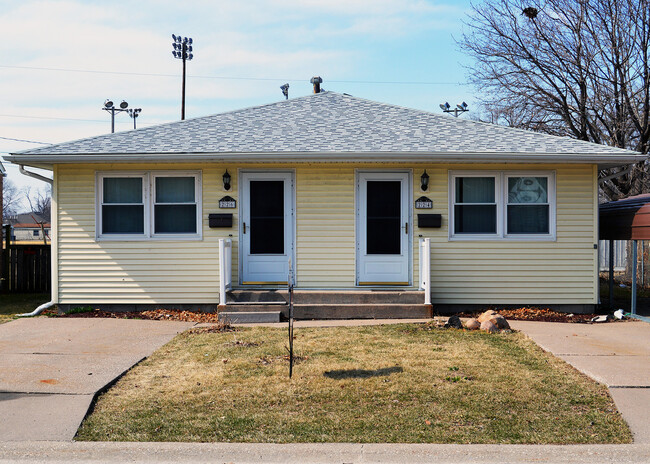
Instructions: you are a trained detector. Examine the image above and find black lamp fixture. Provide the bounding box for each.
[223,170,231,191]
[420,170,430,191]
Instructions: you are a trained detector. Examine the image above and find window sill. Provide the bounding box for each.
[96,234,202,242]
[449,234,556,242]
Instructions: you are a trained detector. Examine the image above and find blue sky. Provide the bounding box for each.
[1,0,475,200]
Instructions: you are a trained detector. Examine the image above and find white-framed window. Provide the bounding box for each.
[96,171,202,241]
[449,171,555,241]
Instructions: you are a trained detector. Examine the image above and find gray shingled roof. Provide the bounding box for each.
[12,91,639,157]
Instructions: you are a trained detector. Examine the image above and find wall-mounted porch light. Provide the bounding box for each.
[223,170,231,191]
[420,170,430,191]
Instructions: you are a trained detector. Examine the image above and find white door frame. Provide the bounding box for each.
[355,170,412,286]
[239,170,295,285]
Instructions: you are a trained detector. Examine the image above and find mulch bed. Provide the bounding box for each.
[457,306,597,323]
[47,308,224,323]
[48,306,599,324]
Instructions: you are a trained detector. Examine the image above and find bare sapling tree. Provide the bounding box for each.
[22,184,51,221]
[2,178,21,221]
[461,0,650,200]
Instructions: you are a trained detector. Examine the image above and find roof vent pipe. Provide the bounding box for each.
[310,76,323,93]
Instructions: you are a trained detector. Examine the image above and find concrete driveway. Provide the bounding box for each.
[510,319,650,444]
[0,318,194,441]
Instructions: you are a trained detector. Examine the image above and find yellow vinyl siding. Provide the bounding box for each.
[412,164,597,304]
[55,162,597,306]
[56,164,237,305]
[295,165,355,287]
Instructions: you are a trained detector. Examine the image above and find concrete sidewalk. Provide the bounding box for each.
[509,319,650,444]
[0,318,194,441]
[0,441,649,463]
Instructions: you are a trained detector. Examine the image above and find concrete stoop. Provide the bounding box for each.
[219,289,432,321]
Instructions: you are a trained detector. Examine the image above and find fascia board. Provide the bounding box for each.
[5,151,646,167]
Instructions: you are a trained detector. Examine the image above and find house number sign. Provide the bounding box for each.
[415,196,433,209]
[219,196,236,208]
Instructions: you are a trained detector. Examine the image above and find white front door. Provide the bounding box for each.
[241,172,294,284]
[356,171,411,285]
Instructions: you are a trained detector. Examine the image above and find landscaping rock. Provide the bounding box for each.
[480,320,499,333]
[478,310,499,323]
[464,318,480,330]
[591,315,611,323]
[445,315,463,329]
[488,315,510,330]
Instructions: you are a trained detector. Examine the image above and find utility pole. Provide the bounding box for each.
[171,34,194,120]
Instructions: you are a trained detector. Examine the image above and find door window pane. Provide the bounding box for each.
[366,181,401,255]
[250,181,284,254]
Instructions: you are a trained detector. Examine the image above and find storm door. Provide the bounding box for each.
[356,172,410,285]
[241,172,294,284]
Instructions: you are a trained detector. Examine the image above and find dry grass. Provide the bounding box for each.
[76,324,631,444]
[0,293,51,321]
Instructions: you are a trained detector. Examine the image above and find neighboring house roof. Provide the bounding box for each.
[7,91,644,167]
[0,160,5,176]
[6,213,49,227]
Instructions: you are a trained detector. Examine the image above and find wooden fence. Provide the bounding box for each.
[1,244,51,293]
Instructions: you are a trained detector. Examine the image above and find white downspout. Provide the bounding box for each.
[16,164,54,316]
[18,300,56,317]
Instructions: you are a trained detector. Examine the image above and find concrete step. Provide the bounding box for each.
[219,303,431,320]
[227,290,424,305]
[293,304,432,320]
[218,311,282,323]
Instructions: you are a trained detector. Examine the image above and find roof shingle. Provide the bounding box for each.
[13,91,638,156]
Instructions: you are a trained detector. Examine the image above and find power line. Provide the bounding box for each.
[0,113,106,123]
[0,135,51,144]
[0,64,465,86]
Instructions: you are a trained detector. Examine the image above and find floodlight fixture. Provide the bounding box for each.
[127,108,142,130]
[171,33,194,120]
[280,83,290,100]
[102,99,138,133]
[440,101,469,117]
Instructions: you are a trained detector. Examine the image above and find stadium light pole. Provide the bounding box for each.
[127,108,142,130]
[102,99,129,133]
[171,34,194,120]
